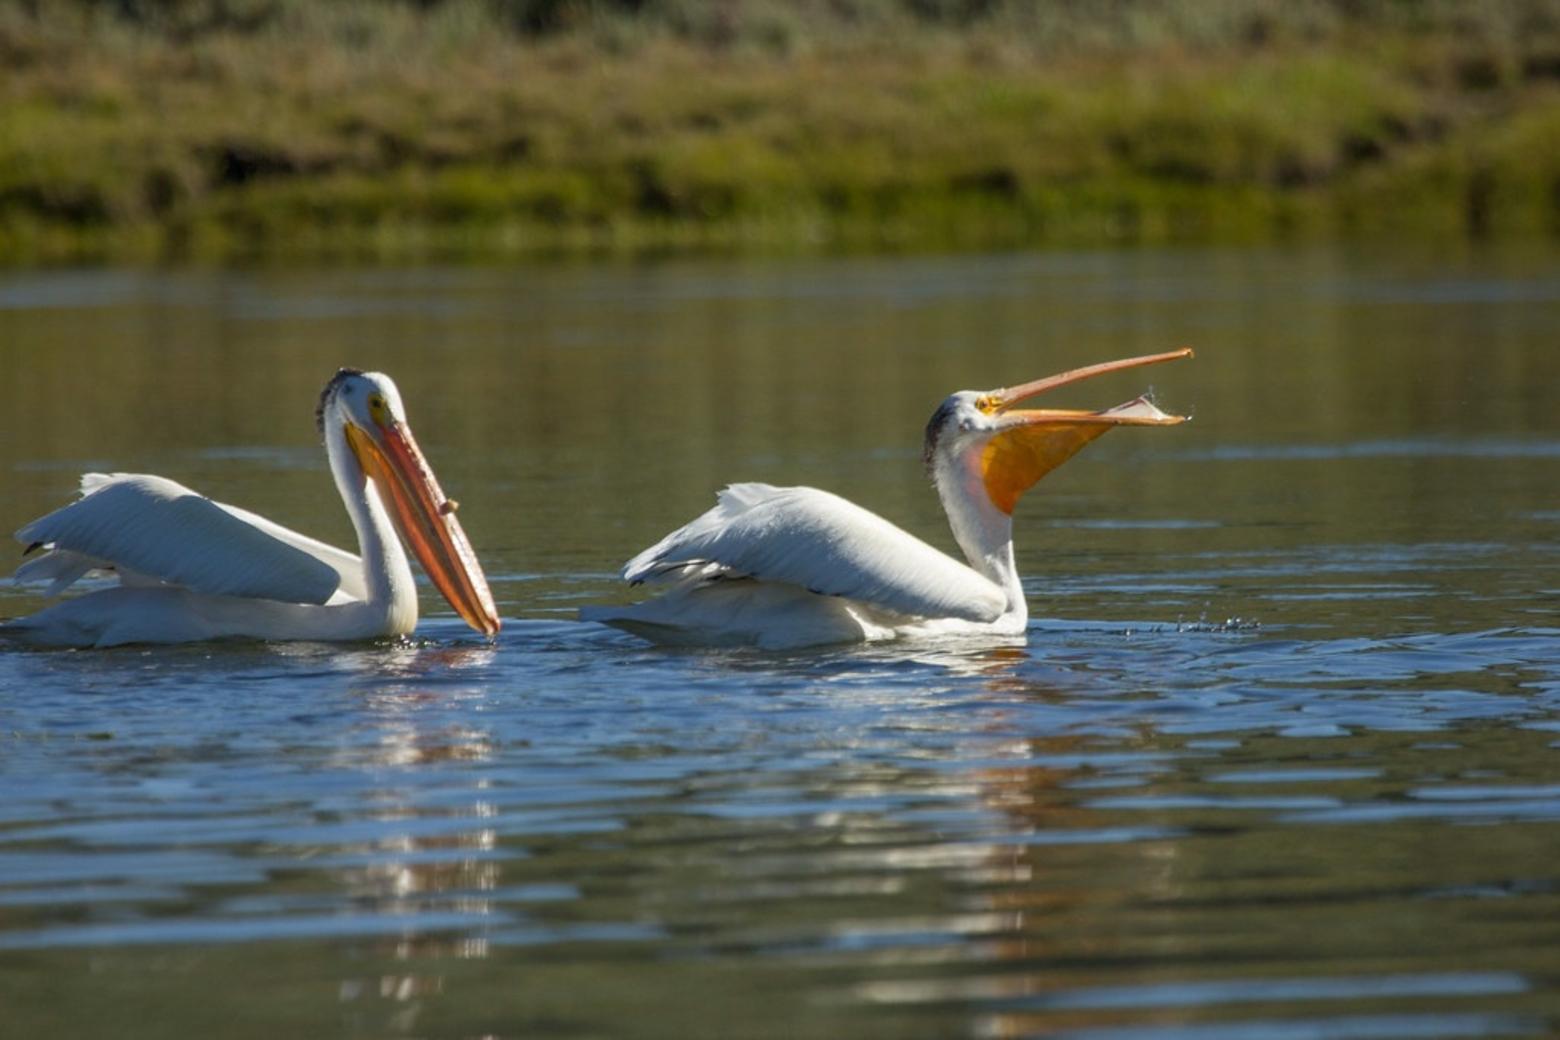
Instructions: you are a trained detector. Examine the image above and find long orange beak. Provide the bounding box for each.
[978,348,1193,514]
[984,348,1194,413]
[346,420,502,637]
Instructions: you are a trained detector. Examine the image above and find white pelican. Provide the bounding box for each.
[582,349,1192,649]
[2,369,501,647]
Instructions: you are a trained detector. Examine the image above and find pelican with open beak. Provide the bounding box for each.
[4,369,501,647]
[582,349,1192,649]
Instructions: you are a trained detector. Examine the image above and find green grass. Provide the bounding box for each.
[2,0,1560,262]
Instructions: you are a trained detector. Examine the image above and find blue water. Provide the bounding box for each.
[1,247,1557,1038]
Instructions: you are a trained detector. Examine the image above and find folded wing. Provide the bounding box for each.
[623,483,1006,623]
[15,473,366,604]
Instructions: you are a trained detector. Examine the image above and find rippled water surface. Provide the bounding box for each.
[1,247,1558,1038]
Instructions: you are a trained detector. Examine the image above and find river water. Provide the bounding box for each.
[0,246,1557,1038]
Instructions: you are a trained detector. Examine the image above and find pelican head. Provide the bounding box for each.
[318,369,502,637]
[924,348,1193,519]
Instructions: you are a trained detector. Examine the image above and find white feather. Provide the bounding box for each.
[619,483,1006,622]
[14,473,366,604]
[581,579,896,650]
[14,548,116,596]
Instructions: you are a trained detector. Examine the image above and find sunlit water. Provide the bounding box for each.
[1,247,1557,1038]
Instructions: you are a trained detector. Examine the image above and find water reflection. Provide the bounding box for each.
[0,249,1558,1038]
[331,654,506,1008]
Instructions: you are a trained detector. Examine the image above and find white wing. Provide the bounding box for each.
[622,483,1006,623]
[14,473,366,604]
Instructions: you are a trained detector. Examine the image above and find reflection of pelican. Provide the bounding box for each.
[4,369,500,647]
[584,350,1191,649]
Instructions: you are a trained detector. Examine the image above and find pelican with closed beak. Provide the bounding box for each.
[4,369,501,647]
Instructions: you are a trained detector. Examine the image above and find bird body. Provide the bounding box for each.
[4,370,500,647]
[585,483,1013,649]
[583,351,1192,649]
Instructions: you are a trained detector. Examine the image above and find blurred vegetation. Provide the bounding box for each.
[2,0,1560,262]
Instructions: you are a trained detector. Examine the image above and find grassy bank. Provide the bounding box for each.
[3,0,1560,263]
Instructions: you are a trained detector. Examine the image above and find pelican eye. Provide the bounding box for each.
[367,394,389,423]
[975,394,1001,414]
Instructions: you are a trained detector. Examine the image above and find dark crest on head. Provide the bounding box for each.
[316,367,367,433]
[922,397,960,475]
